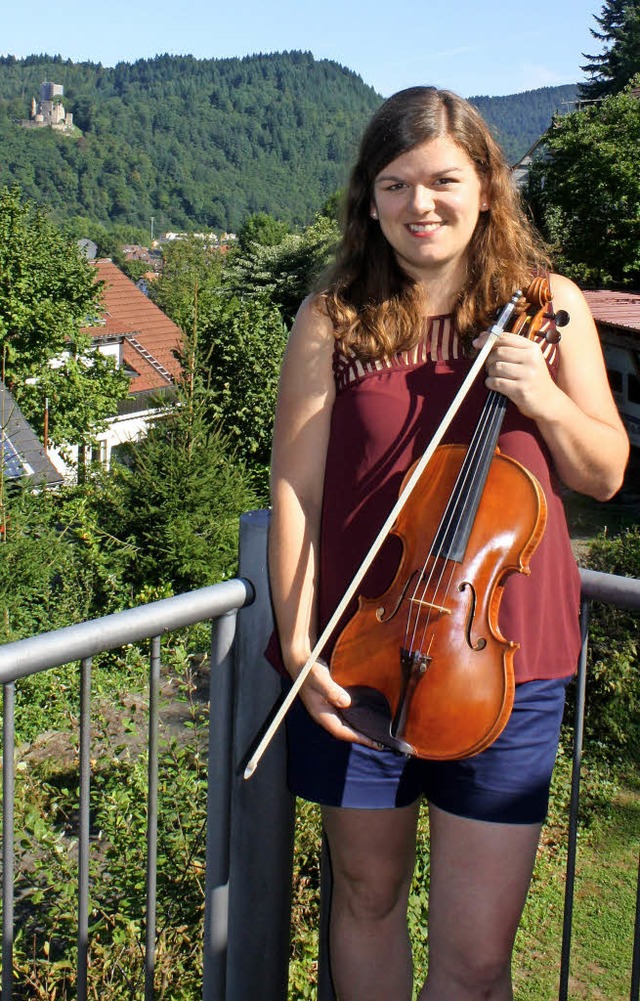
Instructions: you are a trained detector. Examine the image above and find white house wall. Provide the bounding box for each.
[46,407,161,480]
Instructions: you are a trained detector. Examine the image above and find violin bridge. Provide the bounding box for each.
[409,598,451,615]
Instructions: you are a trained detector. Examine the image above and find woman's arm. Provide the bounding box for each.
[475,274,629,500]
[269,296,375,744]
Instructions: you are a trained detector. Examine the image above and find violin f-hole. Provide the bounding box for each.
[459,580,487,652]
[376,569,423,622]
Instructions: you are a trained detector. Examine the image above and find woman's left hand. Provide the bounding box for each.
[472,273,629,502]
[472,330,558,421]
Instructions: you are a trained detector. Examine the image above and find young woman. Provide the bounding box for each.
[266,87,629,1000]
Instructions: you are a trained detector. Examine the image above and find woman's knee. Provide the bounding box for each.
[323,804,419,922]
[331,853,413,923]
[427,943,512,997]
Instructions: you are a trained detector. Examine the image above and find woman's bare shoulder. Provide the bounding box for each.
[278,294,337,399]
[293,292,335,336]
[285,293,337,363]
[548,273,591,314]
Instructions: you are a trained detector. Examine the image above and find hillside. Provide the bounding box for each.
[471,84,579,162]
[0,53,577,232]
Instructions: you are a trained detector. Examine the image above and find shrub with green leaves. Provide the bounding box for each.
[582,525,640,757]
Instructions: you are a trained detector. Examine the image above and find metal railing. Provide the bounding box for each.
[0,510,639,1000]
[0,579,254,1001]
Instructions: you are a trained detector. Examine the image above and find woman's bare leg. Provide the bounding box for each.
[322,801,421,1001]
[419,803,541,1001]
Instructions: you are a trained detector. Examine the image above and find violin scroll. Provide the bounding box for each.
[509,276,569,345]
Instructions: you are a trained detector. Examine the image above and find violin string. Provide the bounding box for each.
[410,394,504,655]
[402,416,491,651]
[404,389,508,657]
[403,297,539,659]
[407,401,497,654]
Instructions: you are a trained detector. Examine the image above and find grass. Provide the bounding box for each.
[514,761,639,1000]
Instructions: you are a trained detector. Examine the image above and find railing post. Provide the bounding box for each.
[77,658,93,1001]
[224,510,296,1001]
[318,834,337,1000]
[559,598,590,1000]
[632,851,640,1001]
[2,682,15,1001]
[203,605,239,999]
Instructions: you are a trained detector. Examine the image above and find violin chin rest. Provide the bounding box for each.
[339,686,415,757]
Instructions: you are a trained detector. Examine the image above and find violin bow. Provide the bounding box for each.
[244,290,523,780]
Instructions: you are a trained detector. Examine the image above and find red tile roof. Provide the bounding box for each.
[82,259,183,394]
[582,289,640,335]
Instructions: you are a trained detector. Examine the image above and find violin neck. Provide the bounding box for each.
[433,390,508,562]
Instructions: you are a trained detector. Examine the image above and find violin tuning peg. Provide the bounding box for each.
[542,308,570,344]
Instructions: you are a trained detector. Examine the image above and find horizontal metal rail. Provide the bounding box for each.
[0,578,254,684]
[579,566,640,610]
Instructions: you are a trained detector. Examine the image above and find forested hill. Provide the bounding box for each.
[0,52,577,233]
[471,85,578,162]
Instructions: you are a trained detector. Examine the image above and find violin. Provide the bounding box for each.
[329,276,565,760]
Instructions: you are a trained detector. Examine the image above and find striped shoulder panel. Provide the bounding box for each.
[333,316,461,391]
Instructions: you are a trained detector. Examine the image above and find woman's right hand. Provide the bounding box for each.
[292,657,381,748]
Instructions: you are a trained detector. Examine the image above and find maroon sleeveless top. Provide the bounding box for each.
[268,316,582,682]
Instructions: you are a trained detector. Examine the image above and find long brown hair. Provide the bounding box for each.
[322,86,550,359]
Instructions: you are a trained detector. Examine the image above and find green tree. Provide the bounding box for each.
[0,185,130,449]
[238,211,290,252]
[582,525,640,758]
[149,235,224,335]
[150,235,289,494]
[18,335,131,452]
[526,78,640,287]
[199,294,288,481]
[0,477,133,642]
[580,0,640,100]
[98,394,258,594]
[225,212,339,325]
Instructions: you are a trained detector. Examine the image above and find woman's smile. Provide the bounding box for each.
[407,221,444,234]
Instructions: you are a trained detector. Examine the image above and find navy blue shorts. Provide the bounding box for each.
[285,676,572,825]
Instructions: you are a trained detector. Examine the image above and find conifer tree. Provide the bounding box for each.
[580,0,640,99]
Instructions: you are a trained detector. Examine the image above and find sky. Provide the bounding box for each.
[3,0,604,98]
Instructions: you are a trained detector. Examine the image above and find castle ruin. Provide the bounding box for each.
[23,82,74,132]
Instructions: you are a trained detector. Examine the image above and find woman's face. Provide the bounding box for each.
[371,135,489,287]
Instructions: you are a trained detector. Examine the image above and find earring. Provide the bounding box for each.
[371,209,378,219]
[481,202,489,211]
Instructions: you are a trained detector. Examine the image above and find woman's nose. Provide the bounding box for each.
[410,185,436,212]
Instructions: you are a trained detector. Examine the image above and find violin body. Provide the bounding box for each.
[331,444,547,759]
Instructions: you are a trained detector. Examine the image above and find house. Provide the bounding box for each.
[511,136,547,188]
[583,289,640,448]
[48,259,183,477]
[0,381,63,487]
